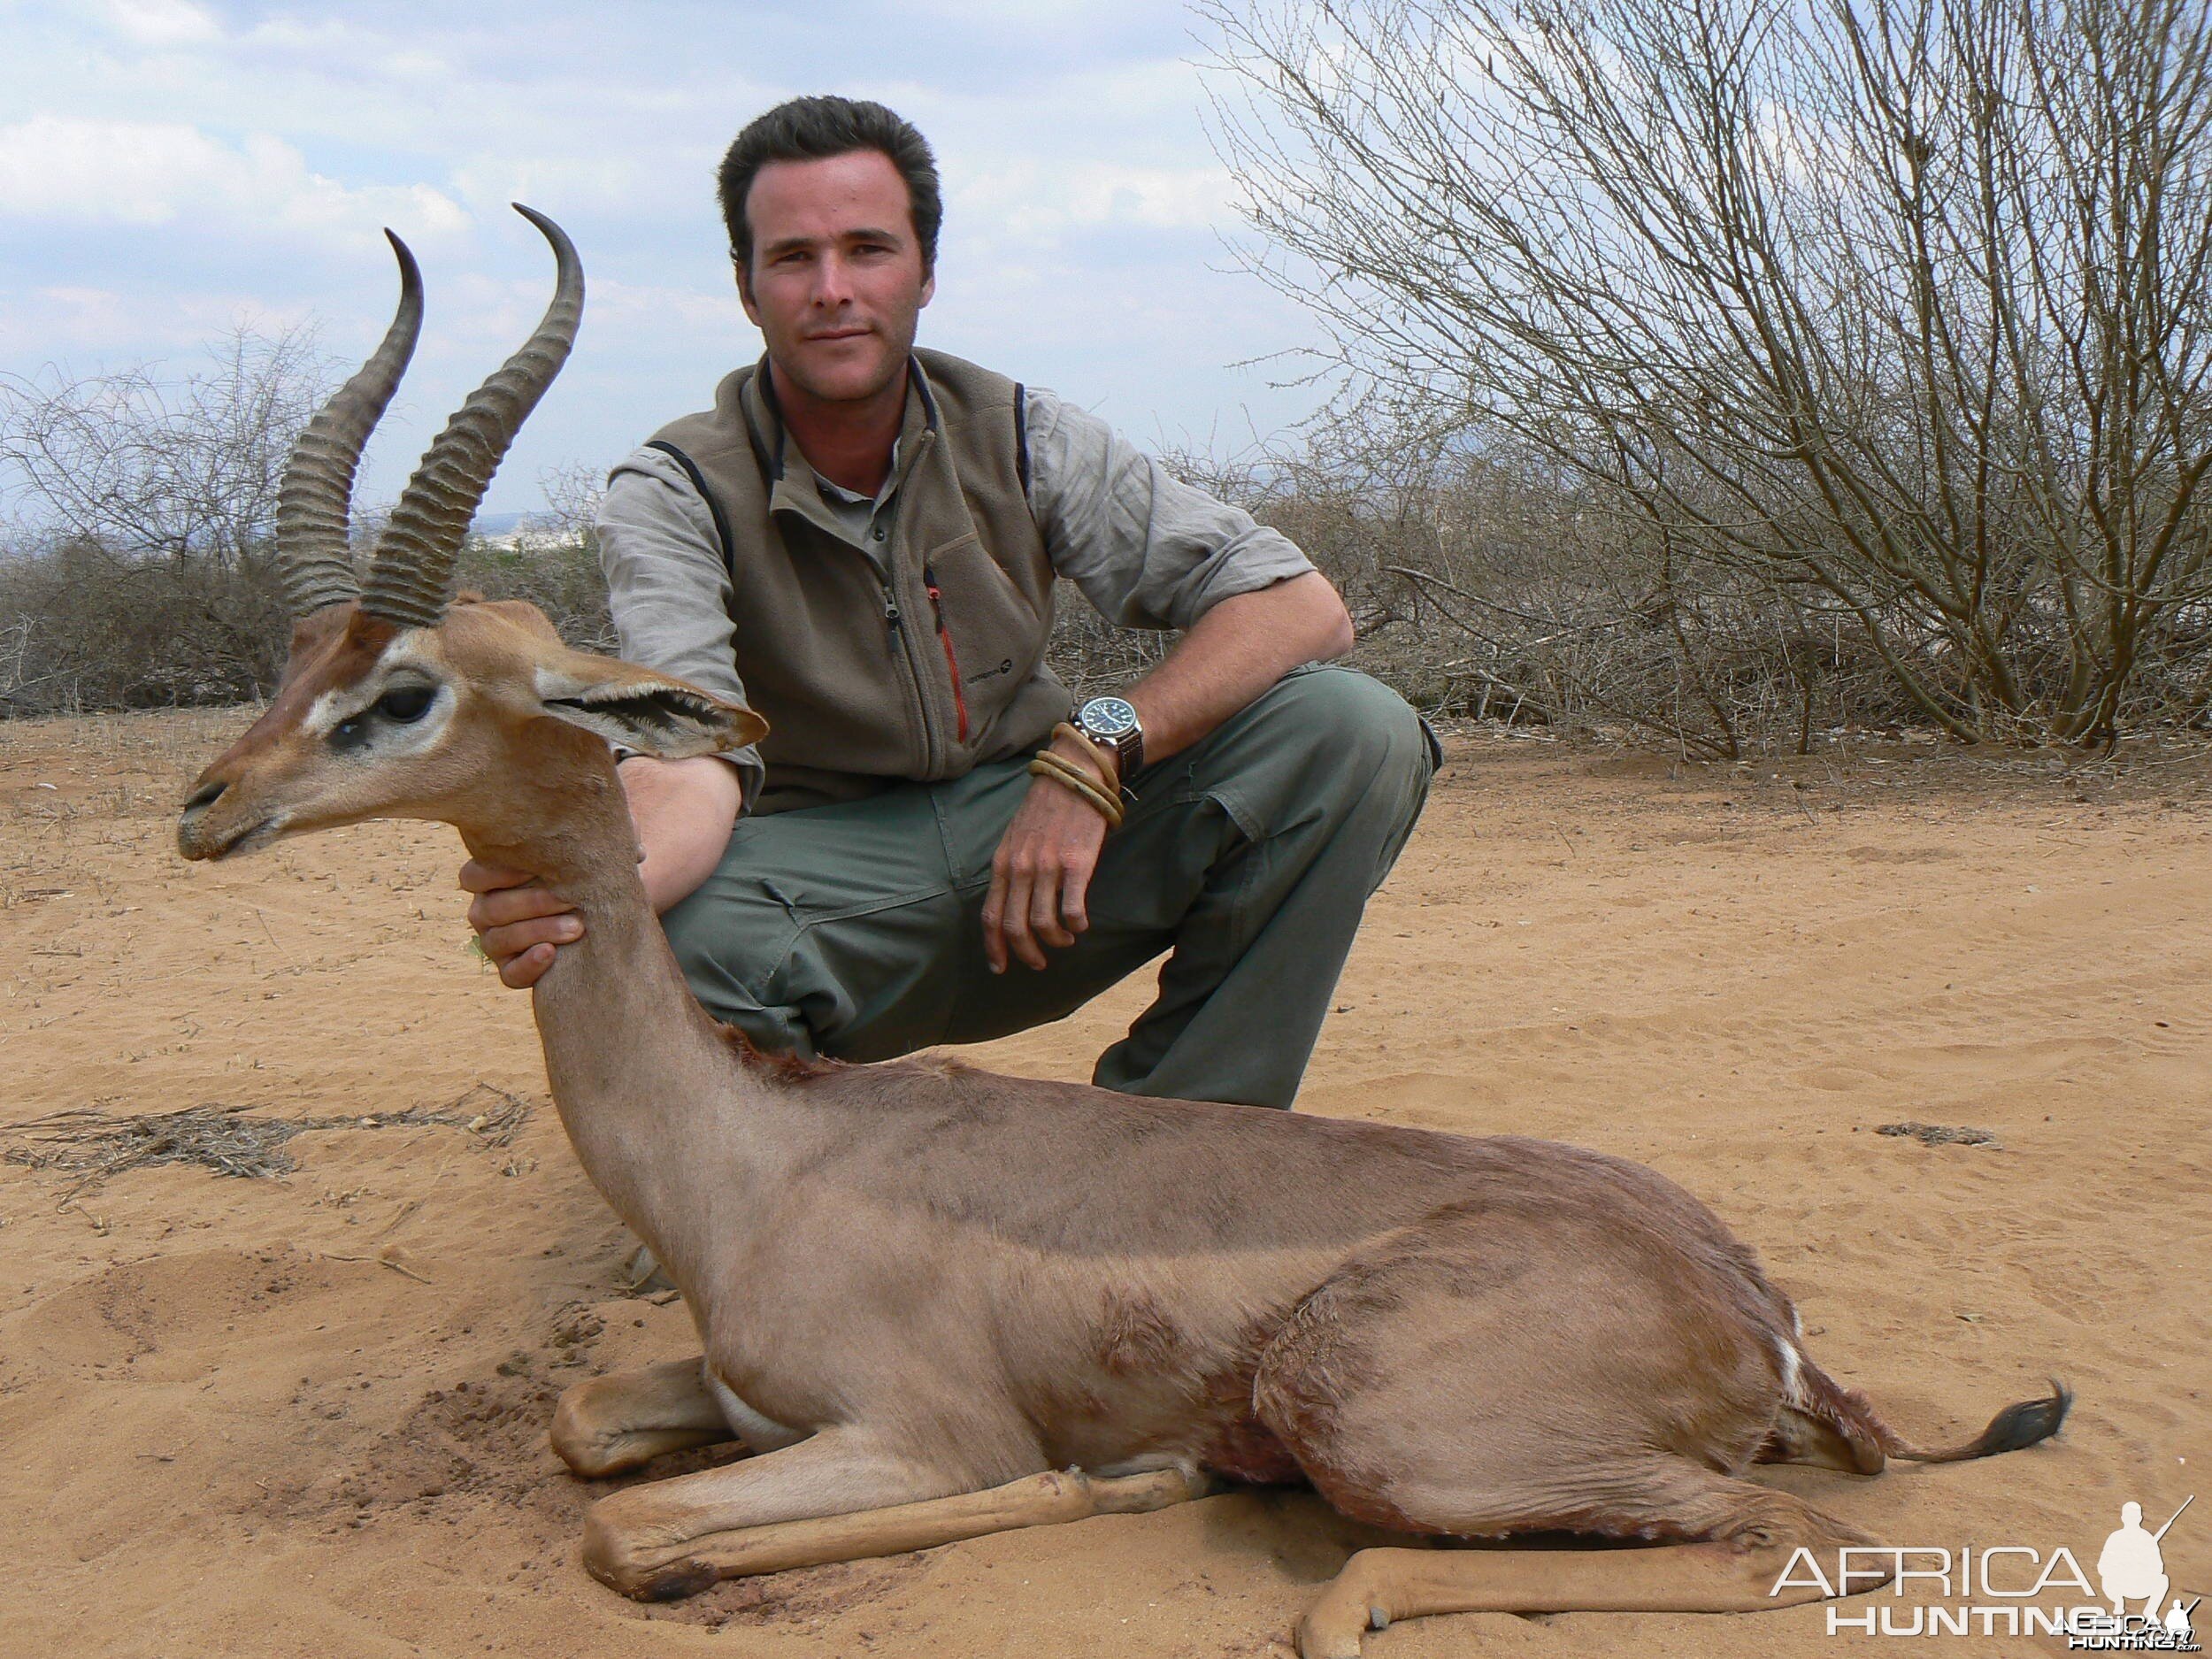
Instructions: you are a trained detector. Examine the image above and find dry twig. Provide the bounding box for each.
[1875,1121,2000,1148]
[0,1083,532,1197]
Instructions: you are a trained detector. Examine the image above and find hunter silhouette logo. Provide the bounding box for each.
[1770,1493,2199,1647]
[2102,1502,2178,1618]
[2085,1499,2198,1651]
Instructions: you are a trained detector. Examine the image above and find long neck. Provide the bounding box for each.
[457,739,779,1274]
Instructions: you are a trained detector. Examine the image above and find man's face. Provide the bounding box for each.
[737,150,934,406]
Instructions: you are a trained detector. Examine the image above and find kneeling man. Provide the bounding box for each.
[466,96,1435,1110]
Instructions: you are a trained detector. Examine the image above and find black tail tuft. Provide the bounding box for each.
[1967,1379,2071,1458]
[1805,1368,2073,1465]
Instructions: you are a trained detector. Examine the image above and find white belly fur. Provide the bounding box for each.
[706,1369,807,1452]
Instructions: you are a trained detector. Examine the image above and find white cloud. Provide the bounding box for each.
[958,160,1236,241]
[0,285,135,355]
[444,148,709,227]
[900,0,1102,21]
[0,117,468,247]
[0,281,308,358]
[589,279,743,332]
[0,2,1333,513]
[88,0,221,48]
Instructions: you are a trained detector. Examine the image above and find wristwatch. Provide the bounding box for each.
[1072,695,1144,778]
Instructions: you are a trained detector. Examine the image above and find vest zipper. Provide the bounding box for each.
[923,565,971,744]
[877,428,954,776]
[875,568,941,773]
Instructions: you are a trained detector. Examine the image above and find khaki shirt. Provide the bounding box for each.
[596,378,1317,808]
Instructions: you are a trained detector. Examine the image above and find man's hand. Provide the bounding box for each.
[982,733,1113,972]
[463,860,580,989]
[461,754,743,991]
[976,575,1352,972]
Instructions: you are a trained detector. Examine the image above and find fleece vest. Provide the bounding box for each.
[650,350,1069,815]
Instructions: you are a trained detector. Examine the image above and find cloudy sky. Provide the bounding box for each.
[0,0,1327,518]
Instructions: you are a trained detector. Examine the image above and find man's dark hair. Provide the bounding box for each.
[718,96,942,276]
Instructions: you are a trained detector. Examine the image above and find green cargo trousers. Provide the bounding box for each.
[659,664,1435,1109]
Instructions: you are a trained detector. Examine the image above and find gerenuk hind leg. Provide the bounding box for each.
[551,1356,735,1478]
[1294,1464,1880,1659]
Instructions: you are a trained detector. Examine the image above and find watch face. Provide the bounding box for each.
[1081,696,1139,737]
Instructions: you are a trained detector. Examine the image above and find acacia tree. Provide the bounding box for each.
[1207,0,2212,741]
[0,328,337,709]
[0,326,326,572]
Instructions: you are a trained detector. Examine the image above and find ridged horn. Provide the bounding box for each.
[359,204,582,630]
[273,229,422,617]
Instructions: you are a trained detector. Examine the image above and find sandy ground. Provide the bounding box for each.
[1,710,2206,1659]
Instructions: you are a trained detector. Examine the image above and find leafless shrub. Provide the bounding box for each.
[0,533,288,713]
[1366,430,1930,756]
[453,463,617,653]
[1206,0,2212,745]
[1043,409,1922,757]
[0,326,325,572]
[0,328,327,712]
[1045,603,1174,700]
[0,330,613,715]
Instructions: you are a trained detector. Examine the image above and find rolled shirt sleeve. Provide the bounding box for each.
[1023,385,1317,631]
[594,445,766,808]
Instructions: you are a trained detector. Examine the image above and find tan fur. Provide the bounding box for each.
[179,601,2064,1655]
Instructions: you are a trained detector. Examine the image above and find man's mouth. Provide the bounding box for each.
[805,326,872,342]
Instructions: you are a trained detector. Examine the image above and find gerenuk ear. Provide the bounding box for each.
[533,658,769,758]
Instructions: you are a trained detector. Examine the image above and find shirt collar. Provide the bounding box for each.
[812,440,901,511]
[743,355,939,548]
[741,353,939,484]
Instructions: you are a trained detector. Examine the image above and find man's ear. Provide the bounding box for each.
[533,656,769,758]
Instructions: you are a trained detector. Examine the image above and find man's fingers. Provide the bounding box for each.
[985,780,1112,972]
[466,887,578,933]
[499,942,556,990]
[480,915,582,965]
[998,863,1048,972]
[1058,849,1096,936]
[458,858,535,895]
[1029,867,1074,950]
[981,867,1010,974]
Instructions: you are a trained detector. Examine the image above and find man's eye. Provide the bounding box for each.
[375,686,435,723]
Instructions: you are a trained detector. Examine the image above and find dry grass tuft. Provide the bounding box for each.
[1,1083,532,1194]
[1875,1121,1999,1148]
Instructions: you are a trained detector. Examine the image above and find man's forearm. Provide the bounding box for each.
[618,579,1346,931]
[983,572,1350,977]
[618,755,743,914]
[1119,572,1354,766]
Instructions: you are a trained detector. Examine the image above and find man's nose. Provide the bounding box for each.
[810,250,855,308]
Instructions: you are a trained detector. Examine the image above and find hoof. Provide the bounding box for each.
[1295,1609,1370,1659]
[549,1382,616,1479]
[581,1504,714,1601]
[1300,1551,1391,1658]
[637,1558,719,1602]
